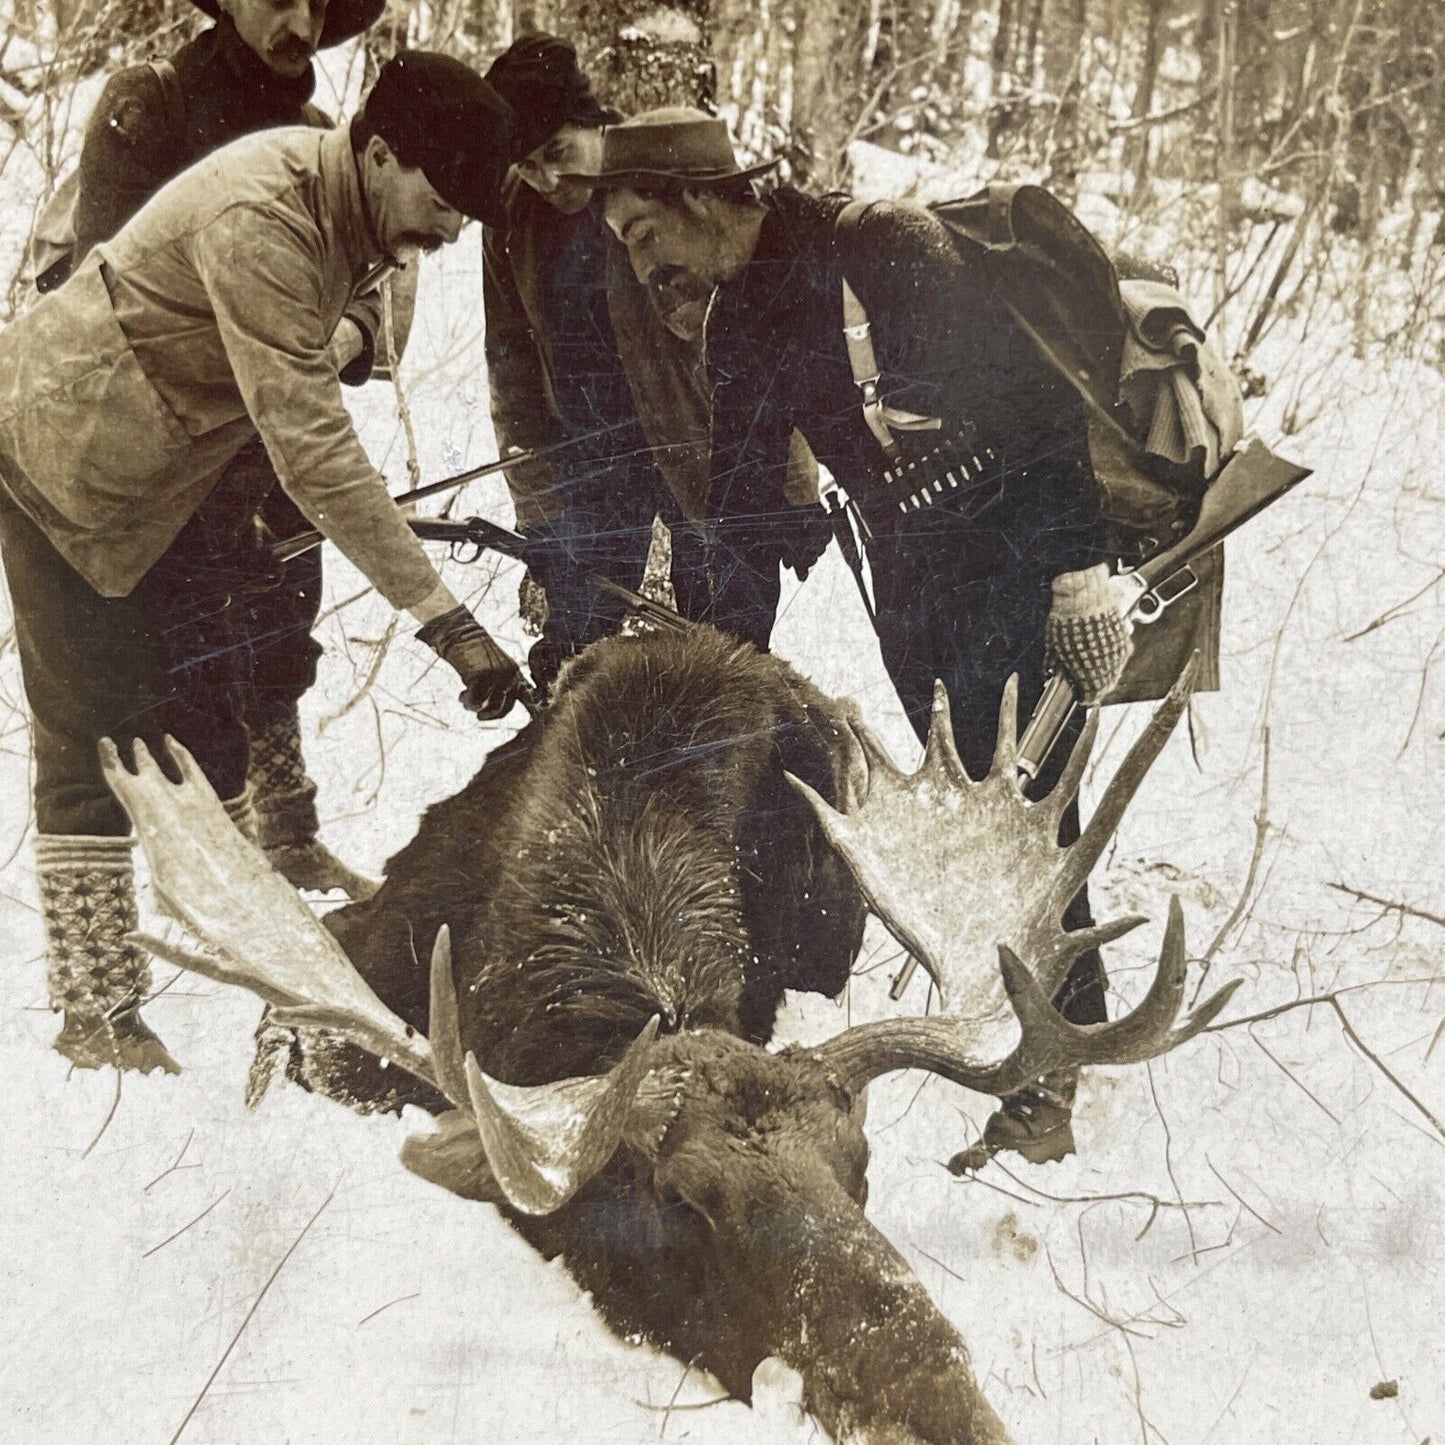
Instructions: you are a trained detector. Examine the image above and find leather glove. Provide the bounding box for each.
[416,606,525,720]
[779,503,833,582]
[1043,564,1133,705]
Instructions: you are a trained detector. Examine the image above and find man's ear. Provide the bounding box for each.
[365,134,396,173]
[681,188,712,222]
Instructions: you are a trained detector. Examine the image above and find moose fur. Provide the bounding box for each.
[300,625,1012,1442]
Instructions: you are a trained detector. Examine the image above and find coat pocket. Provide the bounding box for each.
[0,263,195,528]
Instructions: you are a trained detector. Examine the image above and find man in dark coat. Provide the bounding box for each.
[0,53,525,1074]
[65,0,389,903]
[479,37,826,691]
[594,111,1135,1164]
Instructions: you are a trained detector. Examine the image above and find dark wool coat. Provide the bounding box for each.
[704,188,1111,765]
[483,177,719,670]
[73,17,380,379]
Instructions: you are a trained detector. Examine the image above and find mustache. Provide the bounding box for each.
[269,38,315,64]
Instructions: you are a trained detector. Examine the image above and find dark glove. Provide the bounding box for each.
[1043,565,1133,705]
[416,606,525,720]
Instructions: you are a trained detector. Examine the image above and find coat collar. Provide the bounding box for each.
[318,126,387,280]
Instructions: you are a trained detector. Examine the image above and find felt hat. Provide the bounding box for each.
[188,0,387,49]
[482,33,619,162]
[360,50,516,224]
[583,108,777,189]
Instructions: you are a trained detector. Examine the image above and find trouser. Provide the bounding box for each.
[867,496,1107,1025]
[0,439,322,838]
[526,467,711,688]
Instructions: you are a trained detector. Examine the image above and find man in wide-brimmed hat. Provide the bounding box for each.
[54,0,392,920]
[594,108,1133,1168]
[480,40,826,691]
[0,51,525,1075]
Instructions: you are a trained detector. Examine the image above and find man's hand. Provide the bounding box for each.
[1044,563,1133,705]
[416,606,525,720]
[325,317,366,376]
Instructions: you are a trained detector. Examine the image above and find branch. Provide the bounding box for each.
[1326,882,1445,931]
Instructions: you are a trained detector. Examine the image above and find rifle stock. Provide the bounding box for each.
[1017,435,1310,779]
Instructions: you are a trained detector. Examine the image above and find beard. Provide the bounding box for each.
[649,268,715,342]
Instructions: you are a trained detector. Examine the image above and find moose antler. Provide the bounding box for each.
[787,664,1240,1096]
[105,736,670,1215]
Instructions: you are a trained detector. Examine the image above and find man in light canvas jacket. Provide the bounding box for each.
[0,51,524,1073]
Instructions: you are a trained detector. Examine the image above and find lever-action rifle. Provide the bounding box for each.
[404,514,691,636]
[1017,434,1312,778]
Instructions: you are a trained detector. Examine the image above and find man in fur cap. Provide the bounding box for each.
[60,0,391,912]
[0,52,525,1073]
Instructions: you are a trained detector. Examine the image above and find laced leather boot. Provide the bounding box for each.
[36,834,179,1075]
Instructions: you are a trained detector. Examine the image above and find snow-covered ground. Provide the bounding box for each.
[2,142,1444,1445]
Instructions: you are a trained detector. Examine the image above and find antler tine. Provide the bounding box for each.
[989,674,1022,783]
[104,732,439,1093]
[1060,657,1197,899]
[814,899,1226,1098]
[923,680,975,787]
[428,926,469,1107]
[464,1016,662,1215]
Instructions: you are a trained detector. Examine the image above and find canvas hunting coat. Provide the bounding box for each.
[0,126,442,611]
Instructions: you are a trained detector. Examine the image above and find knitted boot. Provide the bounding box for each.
[36,835,179,1075]
[247,713,378,899]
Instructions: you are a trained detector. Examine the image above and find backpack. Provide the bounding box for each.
[836,185,1244,700]
[26,58,184,298]
[837,185,1243,558]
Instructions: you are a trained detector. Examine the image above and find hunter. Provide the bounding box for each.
[64,0,392,902]
[593,110,1134,1165]
[0,51,526,1074]
[479,36,827,690]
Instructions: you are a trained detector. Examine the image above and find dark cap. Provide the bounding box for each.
[189,0,386,49]
[585,108,777,190]
[482,34,618,161]
[358,50,516,224]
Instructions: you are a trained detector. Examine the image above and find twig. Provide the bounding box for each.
[142,1190,231,1258]
[1326,882,1445,931]
[659,1359,693,1439]
[144,1129,197,1192]
[1204,1156,1280,1236]
[1330,997,1445,1141]
[166,1187,335,1445]
[1247,1026,1339,1124]
[357,1293,420,1327]
[1192,727,1271,1003]
[1343,567,1445,642]
[1146,1062,1197,1259]
[382,277,422,490]
[81,1067,123,1159]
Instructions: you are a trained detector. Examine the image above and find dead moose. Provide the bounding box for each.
[106,623,1237,1445]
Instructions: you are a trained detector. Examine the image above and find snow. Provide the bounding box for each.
[2,144,1443,1445]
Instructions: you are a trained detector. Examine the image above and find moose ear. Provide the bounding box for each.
[400,1110,506,1205]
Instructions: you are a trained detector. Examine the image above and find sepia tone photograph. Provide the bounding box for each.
[0,0,1439,1440]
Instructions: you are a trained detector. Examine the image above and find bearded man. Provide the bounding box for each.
[592,110,1135,1164]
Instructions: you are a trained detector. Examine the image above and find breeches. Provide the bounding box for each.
[0,440,322,837]
[868,504,1107,1025]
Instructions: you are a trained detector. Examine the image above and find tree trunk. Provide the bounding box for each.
[1126,0,1166,191]
[531,0,713,111]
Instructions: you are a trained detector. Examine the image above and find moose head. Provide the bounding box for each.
[105,651,1236,1445]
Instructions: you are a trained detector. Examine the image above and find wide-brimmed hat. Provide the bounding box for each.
[482,33,619,162]
[360,51,516,225]
[582,108,777,189]
[189,0,386,49]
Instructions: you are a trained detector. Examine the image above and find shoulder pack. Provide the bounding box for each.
[26,58,185,298]
[836,184,1243,558]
